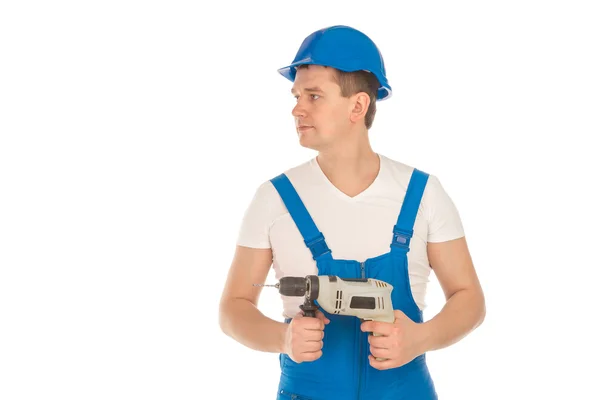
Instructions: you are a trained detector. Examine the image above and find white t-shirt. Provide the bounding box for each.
[236,153,465,318]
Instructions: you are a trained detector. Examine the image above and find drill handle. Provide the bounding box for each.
[299,298,318,318]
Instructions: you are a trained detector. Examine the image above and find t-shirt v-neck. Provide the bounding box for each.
[309,153,384,202]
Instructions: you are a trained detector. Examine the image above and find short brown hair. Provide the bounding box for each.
[297,64,380,129]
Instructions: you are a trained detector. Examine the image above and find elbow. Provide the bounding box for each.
[218,298,232,336]
[475,291,486,329]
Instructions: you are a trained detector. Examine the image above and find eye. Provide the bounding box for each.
[293,94,321,101]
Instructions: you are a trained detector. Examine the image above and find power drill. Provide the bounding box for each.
[257,275,395,325]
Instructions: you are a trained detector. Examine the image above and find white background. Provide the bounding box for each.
[1,1,599,399]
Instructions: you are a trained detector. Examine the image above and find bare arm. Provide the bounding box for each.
[218,245,288,353]
[420,236,486,352]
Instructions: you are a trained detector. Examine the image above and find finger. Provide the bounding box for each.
[369,345,391,359]
[367,334,387,348]
[301,318,325,331]
[300,350,323,362]
[361,321,392,336]
[304,329,325,342]
[368,354,394,370]
[393,309,407,321]
[293,312,323,329]
[360,321,371,332]
[301,340,323,353]
[316,310,331,324]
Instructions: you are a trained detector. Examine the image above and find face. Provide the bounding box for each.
[290,65,354,151]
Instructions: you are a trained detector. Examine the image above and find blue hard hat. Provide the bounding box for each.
[278,25,392,101]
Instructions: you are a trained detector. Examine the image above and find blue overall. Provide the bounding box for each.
[269,168,437,400]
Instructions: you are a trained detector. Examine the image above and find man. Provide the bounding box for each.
[219,25,485,399]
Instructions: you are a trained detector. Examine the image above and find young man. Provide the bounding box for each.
[219,25,486,399]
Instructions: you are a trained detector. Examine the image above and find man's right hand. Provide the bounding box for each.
[283,310,331,363]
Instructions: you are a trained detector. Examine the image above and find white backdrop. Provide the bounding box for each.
[1,1,599,399]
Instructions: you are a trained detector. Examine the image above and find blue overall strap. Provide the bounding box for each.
[391,168,430,252]
[270,173,332,261]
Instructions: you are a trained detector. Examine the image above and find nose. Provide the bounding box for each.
[292,101,307,118]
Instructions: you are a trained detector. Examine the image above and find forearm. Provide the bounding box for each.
[219,298,288,353]
[420,288,486,353]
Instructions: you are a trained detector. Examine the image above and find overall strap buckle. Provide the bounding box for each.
[391,225,413,251]
[304,233,332,260]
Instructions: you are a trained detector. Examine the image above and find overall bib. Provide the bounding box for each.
[270,168,438,400]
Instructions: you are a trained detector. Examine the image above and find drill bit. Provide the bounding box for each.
[253,283,280,288]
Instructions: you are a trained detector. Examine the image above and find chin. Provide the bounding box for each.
[298,139,318,151]
[298,129,327,151]
[300,136,328,150]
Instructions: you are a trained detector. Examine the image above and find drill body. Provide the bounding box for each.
[277,275,395,324]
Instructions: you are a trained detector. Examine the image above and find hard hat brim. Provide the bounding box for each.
[277,60,392,101]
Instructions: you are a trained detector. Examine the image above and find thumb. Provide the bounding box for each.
[316,309,331,324]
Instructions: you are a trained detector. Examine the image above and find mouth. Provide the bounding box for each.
[297,126,313,132]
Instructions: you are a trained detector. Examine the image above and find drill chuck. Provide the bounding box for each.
[278,276,308,297]
[278,276,320,299]
[278,276,321,317]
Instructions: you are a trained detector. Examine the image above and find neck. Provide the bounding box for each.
[316,132,379,184]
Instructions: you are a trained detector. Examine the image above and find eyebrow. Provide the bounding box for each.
[291,87,324,95]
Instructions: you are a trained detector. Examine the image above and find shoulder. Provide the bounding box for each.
[380,154,420,178]
[379,154,441,189]
[279,157,318,185]
[379,154,451,211]
[237,159,315,238]
[251,157,317,201]
[381,154,463,236]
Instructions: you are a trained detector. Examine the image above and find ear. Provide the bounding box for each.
[349,92,370,124]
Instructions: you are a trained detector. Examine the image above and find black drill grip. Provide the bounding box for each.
[299,301,318,318]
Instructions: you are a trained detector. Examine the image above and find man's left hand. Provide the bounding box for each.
[360,309,427,370]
